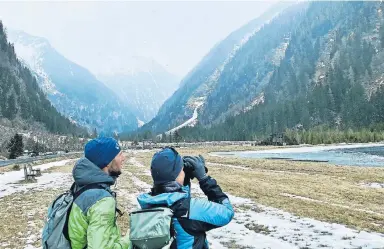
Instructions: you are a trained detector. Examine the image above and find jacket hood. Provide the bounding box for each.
[137,185,190,209]
[72,157,115,187]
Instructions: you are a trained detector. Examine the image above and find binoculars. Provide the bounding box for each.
[182,158,208,185]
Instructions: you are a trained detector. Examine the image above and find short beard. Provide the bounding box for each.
[108,160,122,177]
[109,169,121,177]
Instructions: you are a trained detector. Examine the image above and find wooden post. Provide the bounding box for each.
[28,165,33,177]
[24,165,28,181]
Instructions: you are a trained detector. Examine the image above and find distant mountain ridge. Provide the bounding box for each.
[0,21,83,135]
[8,30,138,134]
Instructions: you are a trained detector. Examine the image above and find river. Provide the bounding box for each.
[211,143,384,167]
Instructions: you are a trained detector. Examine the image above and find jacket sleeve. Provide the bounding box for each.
[187,176,234,229]
[199,176,229,204]
[86,197,131,249]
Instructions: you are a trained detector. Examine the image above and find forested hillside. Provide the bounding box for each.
[0,22,83,135]
[173,2,384,142]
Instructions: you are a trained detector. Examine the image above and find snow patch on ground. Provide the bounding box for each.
[24,244,40,249]
[36,160,72,171]
[0,173,72,198]
[209,195,384,249]
[131,175,151,192]
[0,159,73,198]
[24,233,41,249]
[281,193,383,217]
[207,162,248,170]
[359,182,384,188]
[128,157,145,168]
[0,173,72,199]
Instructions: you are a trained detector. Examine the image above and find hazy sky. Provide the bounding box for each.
[0,1,274,77]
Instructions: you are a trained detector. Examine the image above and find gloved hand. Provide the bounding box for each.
[183,155,208,181]
[183,157,195,181]
[182,157,193,186]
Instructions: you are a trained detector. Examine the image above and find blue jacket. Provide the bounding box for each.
[137,176,234,249]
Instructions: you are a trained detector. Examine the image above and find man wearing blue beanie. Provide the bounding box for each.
[84,137,125,176]
[68,137,131,249]
[137,147,234,249]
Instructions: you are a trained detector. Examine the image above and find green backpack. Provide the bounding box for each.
[42,183,111,249]
[129,207,174,249]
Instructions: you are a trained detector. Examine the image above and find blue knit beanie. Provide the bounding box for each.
[84,137,121,169]
[151,148,183,185]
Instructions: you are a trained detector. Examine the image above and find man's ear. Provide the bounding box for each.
[105,159,114,171]
[101,164,109,173]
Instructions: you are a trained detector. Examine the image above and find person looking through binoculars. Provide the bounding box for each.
[134,147,234,249]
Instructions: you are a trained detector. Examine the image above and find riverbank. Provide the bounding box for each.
[210,142,384,167]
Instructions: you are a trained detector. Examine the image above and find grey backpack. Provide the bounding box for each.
[42,183,108,249]
[130,207,175,249]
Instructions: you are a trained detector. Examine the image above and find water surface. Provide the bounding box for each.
[211,144,384,167]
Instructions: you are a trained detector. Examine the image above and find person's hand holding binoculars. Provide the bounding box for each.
[183,155,208,182]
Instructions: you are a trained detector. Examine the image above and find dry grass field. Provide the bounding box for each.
[1,145,383,249]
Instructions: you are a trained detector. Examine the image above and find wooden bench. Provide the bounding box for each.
[31,166,42,177]
[23,165,42,181]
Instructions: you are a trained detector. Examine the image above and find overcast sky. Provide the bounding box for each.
[0,1,274,77]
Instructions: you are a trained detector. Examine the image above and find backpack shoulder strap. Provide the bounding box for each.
[72,183,124,216]
[72,183,110,201]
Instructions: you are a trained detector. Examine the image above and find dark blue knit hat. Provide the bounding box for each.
[84,137,121,169]
[151,147,183,185]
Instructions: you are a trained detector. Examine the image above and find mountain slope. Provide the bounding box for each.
[178,1,384,141]
[140,2,293,133]
[8,30,138,134]
[143,1,384,139]
[0,21,83,135]
[98,58,180,123]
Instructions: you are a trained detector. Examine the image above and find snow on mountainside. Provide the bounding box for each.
[7,33,59,95]
[166,1,384,140]
[140,2,294,134]
[165,101,204,135]
[8,30,138,133]
[137,118,145,128]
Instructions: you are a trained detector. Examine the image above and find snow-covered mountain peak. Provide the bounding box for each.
[7,30,138,133]
[8,30,50,48]
[8,30,59,95]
